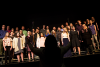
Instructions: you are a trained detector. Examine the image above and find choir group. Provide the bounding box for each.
[0,16,100,64]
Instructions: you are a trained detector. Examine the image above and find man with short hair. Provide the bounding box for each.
[40,25,46,36]
[21,26,27,37]
[0,25,7,56]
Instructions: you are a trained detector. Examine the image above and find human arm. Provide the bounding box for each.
[3,38,6,51]
[94,25,97,36]
[61,33,63,45]
[60,42,71,55]
[27,41,42,56]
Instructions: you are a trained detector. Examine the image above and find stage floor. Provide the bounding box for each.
[0,49,100,66]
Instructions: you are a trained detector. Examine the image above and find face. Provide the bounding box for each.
[61,25,64,28]
[73,27,75,30]
[47,30,49,33]
[2,25,5,30]
[20,30,23,34]
[63,28,66,32]
[84,21,86,24]
[53,27,56,30]
[46,26,49,29]
[86,19,89,23]
[66,22,68,26]
[16,27,18,31]
[6,32,9,37]
[90,20,92,24]
[28,31,31,35]
[91,17,94,20]
[78,21,81,24]
[10,32,14,35]
[43,25,45,28]
[58,27,61,31]
[22,26,25,30]
[17,33,20,37]
[82,25,85,29]
[70,23,73,26]
[41,33,43,37]
[52,30,55,34]
[11,28,14,32]
[7,26,10,30]
[32,29,35,32]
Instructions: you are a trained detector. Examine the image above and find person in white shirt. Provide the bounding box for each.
[61,27,72,58]
[36,33,46,48]
[13,32,25,62]
[3,32,12,64]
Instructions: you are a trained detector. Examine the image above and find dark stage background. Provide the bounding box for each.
[0,6,100,32]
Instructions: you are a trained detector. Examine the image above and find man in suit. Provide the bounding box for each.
[28,35,72,67]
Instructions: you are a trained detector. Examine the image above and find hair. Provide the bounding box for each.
[82,24,87,29]
[15,32,21,38]
[46,29,50,35]
[40,33,45,38]
[77,20,81,22]
[91,17,95,22]
[51,30,56,37]
[19,30,24,36]
[63,27,68,35]
[4,32,10,39]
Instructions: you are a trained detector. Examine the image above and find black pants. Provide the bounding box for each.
[86,45,93,54]
[5,46,11,64]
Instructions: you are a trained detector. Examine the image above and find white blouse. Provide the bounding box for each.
[61,33,70,42]
[3,38,12,46]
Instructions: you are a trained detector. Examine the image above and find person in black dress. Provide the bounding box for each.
[70,26,81,55]
[25,31,34,61]
[79,24,94,55]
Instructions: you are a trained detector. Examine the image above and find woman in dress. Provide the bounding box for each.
[61,27,72,58]
[70,26,81,55]
[36,33,46,48]
[79,24,94,55]
[25,31,34,61]
[13,32,25,62]
[3,32,12,64]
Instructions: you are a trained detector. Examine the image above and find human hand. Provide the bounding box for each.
[96,34,97,36]
[10,48,12,51]
[91,38,92,40]
[82,41,83,42]
[62,42,64,45]
[4,48,6,51]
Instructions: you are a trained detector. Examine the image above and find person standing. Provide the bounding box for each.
[61,24,64,32]
[79,24,94,55]
[21,26,28,37]
[36,33,46,48]
[13,32,25,62]
[40,25,46,36]
[76,20,83,35]
[10,31,15,59]
[88,20,99,49]
[0,25,7,56]
[70,26,81,55]
[56,27,62,47]
[6,26,11,33]
[15,27,19,34]
[25,31,34,61]
[3,32,12,64]
[45,29,51,37]
[61,27,72,58]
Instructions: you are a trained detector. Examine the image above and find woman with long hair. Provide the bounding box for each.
[3,32,12,64]
[61,27,72,58]
[36,33,46,48]
[13,32,25,62]
[25,31,34,61]
[70,26,81,55]
[79,24,94,55]
[45,29,51,37]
